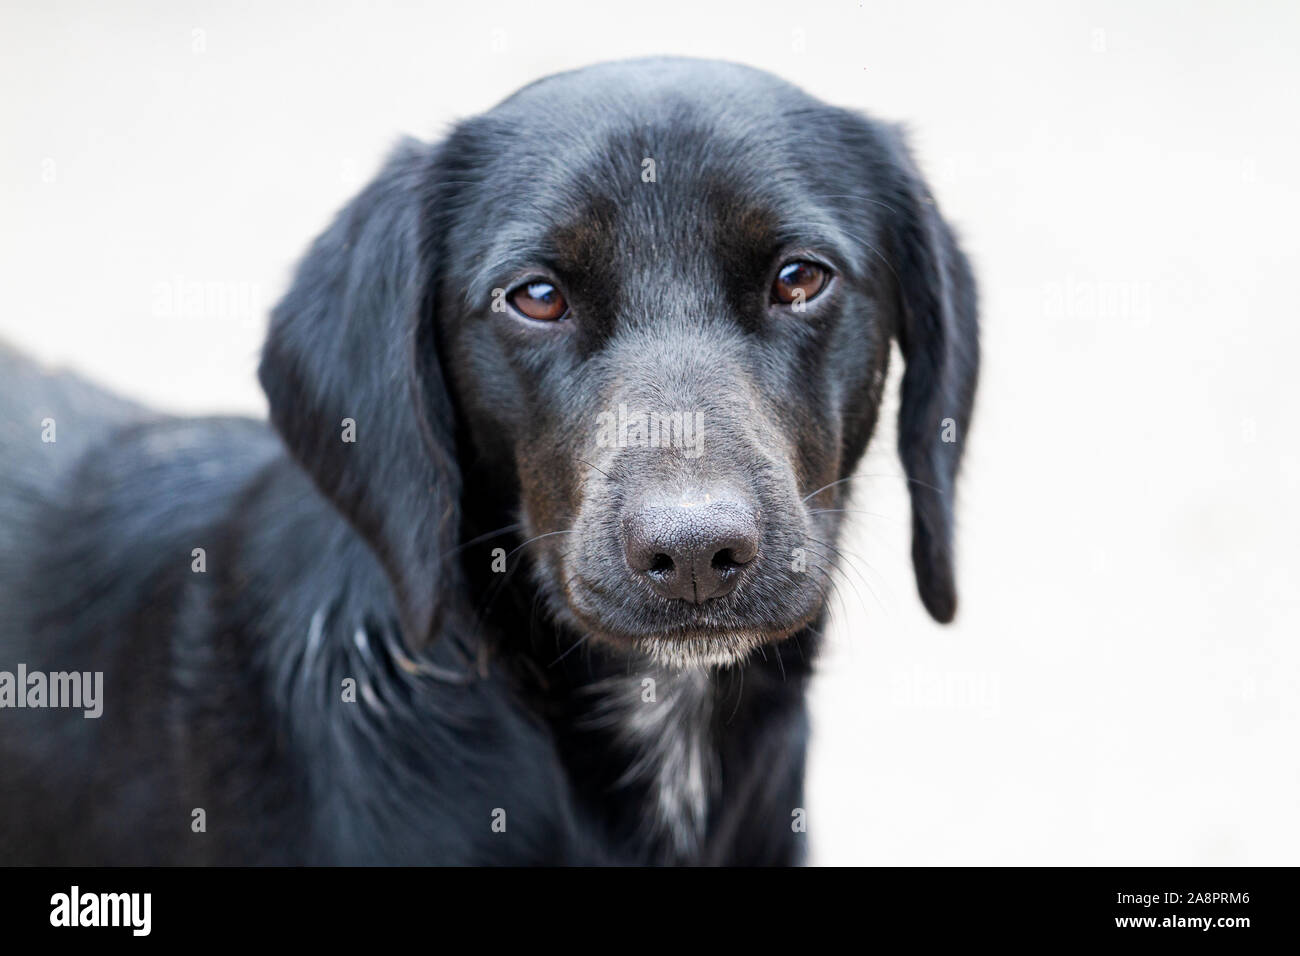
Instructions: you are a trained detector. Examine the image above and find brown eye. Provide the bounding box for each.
[509,280,569,322]
[772,260,829,306]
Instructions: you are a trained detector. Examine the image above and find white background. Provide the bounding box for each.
[3,0,1297,864]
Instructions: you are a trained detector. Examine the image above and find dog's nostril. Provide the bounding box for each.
[711,548,744,572]
[649,553,675,575]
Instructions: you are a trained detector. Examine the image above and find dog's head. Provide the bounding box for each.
[260,58,978,668]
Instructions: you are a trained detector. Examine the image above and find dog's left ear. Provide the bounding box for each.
[259,138,459,646]
[875,126,980,623]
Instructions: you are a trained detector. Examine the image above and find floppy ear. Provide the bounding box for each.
[882,131,980,623]
[258,138,460,646]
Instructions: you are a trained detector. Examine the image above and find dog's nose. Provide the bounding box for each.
[622,495,760,603]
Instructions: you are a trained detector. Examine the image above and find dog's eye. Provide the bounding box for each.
[509,280,569,322]
[772,260,829,306]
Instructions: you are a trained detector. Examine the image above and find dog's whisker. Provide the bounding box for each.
[575,457,612,480]
[443,521,525,560]
[808,535,890,592]
[549,632,593,668]
[807,507,903,523]
[506,528,577,559]
[803,546,875,619]
[802,472,946,503]
[464,527,578,635]
[725,667,745,724]
[806,538,887,613]
[802,560,856,623]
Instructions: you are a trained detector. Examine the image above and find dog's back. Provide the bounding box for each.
[0,345,284,863]
[0,345,596,865]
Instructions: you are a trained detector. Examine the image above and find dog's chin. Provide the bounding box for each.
[630,630,775,670]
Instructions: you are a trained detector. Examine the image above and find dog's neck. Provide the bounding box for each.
[578,664,718,860]
[493,616,815,863]
[568,643,815,863]
[460,508,816,863]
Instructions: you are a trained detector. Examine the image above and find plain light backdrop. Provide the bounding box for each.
[3,0,1297,864]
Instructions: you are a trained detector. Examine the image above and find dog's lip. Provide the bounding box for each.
[561,574,822,646]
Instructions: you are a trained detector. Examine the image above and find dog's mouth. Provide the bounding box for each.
[517,431,843,667]
[567,604,823,669]
[548,528,835,669]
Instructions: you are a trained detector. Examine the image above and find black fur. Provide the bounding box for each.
[0,58,977,865]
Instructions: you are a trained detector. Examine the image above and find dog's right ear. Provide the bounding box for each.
[258,138,459,648]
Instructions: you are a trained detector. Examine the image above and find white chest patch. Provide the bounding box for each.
[583,665,718,860]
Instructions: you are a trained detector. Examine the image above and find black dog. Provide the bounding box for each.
[0,58,977,865]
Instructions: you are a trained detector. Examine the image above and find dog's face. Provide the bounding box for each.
[437,65,894,666]
[260,59,978,668]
